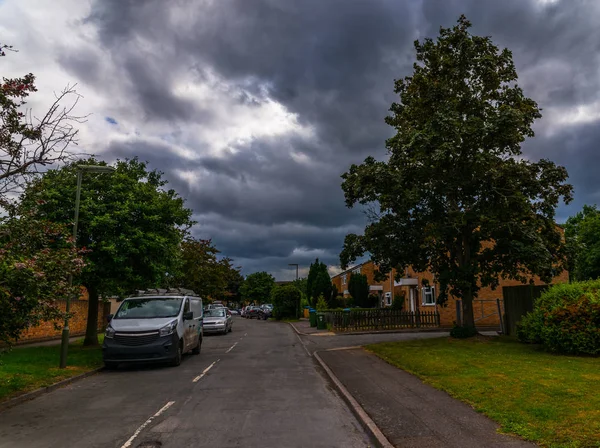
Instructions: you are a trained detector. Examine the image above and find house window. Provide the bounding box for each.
[342,274,347,285]
[421,287,436,306]
[386,293,392,306]
[353,268,360,275]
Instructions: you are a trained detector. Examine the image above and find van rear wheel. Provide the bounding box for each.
[192,336,201,355]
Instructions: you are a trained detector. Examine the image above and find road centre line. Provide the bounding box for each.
[225,342,238,353]
[192,359,219,383]
[120,401,175,448]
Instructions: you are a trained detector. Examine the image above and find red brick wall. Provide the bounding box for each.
[332,260,569,327]
[17,299,111,344]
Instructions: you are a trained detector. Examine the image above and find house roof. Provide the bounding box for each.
[330,260,371,279]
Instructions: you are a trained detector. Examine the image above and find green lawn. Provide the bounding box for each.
[367,336,600,448]
[0,337,104,402]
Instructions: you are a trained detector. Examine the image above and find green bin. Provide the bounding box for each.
[317,312,327,330]
[309,310,317,327]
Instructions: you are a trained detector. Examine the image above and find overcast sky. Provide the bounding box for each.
[1,0,598,280]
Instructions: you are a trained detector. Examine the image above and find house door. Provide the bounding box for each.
[409,288,416,312]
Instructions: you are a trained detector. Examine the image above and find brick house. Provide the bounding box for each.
[331,260,569,328]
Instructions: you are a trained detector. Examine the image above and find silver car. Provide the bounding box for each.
[202,308,232,334]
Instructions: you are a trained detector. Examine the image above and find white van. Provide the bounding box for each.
[102,288,203,369]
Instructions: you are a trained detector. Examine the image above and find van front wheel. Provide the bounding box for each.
[171,341,183,366]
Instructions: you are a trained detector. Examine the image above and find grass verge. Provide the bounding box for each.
[0,336,104,402]
[367,336,600,448]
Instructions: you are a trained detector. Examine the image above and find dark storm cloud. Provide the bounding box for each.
[61,0,600,277]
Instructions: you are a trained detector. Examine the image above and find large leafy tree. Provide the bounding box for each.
[176,237,229,300]
[340,16,572,329]
[220,258,244,304]
[240,271,275,304]
[0,210,84,345]
[1,43,82,205]
[565,205,600,281]
[19,157,194,345]
[348,273,370,308]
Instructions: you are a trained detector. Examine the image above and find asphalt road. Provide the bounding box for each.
[0,317,370,448]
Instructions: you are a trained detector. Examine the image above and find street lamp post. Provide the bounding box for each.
[288,263,299,318]
[59,165,115,369]
[288,263,299,280]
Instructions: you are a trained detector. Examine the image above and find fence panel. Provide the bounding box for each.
[502,284,549,336]
[326,309,441,332]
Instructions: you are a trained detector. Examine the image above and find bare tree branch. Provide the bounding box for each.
[0,83,88,201]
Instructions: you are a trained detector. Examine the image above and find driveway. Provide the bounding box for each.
[0,318,370,448]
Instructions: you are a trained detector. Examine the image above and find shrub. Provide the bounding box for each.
[316,294,328,311]
[517,280,600,355]
[391,294,405,310]
[367,294,380,308]
[271,284,301,320]
[450,324,478,339]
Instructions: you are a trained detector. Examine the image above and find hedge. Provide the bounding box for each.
[517,280,600,355]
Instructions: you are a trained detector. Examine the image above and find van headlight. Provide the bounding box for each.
[105,325,115,339]
[159,320,178,337]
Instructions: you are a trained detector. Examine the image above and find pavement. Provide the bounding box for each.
[0,317,370,448]
[12,336,82,348]
[290,320,532,447]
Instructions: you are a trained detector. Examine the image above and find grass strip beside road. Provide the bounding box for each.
[367,336,600,448]
[0,337,103,402]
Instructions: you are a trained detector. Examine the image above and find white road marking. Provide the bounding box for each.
[120,401,175,448]
[244,333,248,336]
[192,359,219,383]
[225,342,238,353]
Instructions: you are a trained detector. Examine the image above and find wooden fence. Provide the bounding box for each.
[325,309,440,332]
[502,284,550,336]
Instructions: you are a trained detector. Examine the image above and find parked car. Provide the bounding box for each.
[229,309,240,315]
[259,304,273,320]
[203,308,233,334]
[246,306,262,319]
[102,288,203,369]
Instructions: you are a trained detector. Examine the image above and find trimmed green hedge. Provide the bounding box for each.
[518,280,600,355]
[271,284,301,320]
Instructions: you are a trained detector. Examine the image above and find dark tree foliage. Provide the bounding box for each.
[340,16,572,328]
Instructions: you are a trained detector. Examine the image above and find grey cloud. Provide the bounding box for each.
[57,0,600,276]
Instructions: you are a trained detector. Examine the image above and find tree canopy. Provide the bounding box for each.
[0,43,82,206]
[240,271,275,304]
[340,16,572,329]
[19,157,194,344]
[565,205,600,281]
[175,237,242,302]
[0,211,84,345]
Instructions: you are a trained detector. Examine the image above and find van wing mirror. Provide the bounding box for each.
[183,311,194,320]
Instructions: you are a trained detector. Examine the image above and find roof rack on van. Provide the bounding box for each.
[131,287,198,297]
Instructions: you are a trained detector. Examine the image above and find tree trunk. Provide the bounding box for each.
[83,284,99,346]
[460,227,476,329]
[462,288,476,328]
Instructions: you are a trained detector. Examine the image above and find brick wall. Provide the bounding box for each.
[17,299,111,344]
[332,260,570,327]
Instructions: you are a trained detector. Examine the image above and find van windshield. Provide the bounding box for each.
[115,298,183,319]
